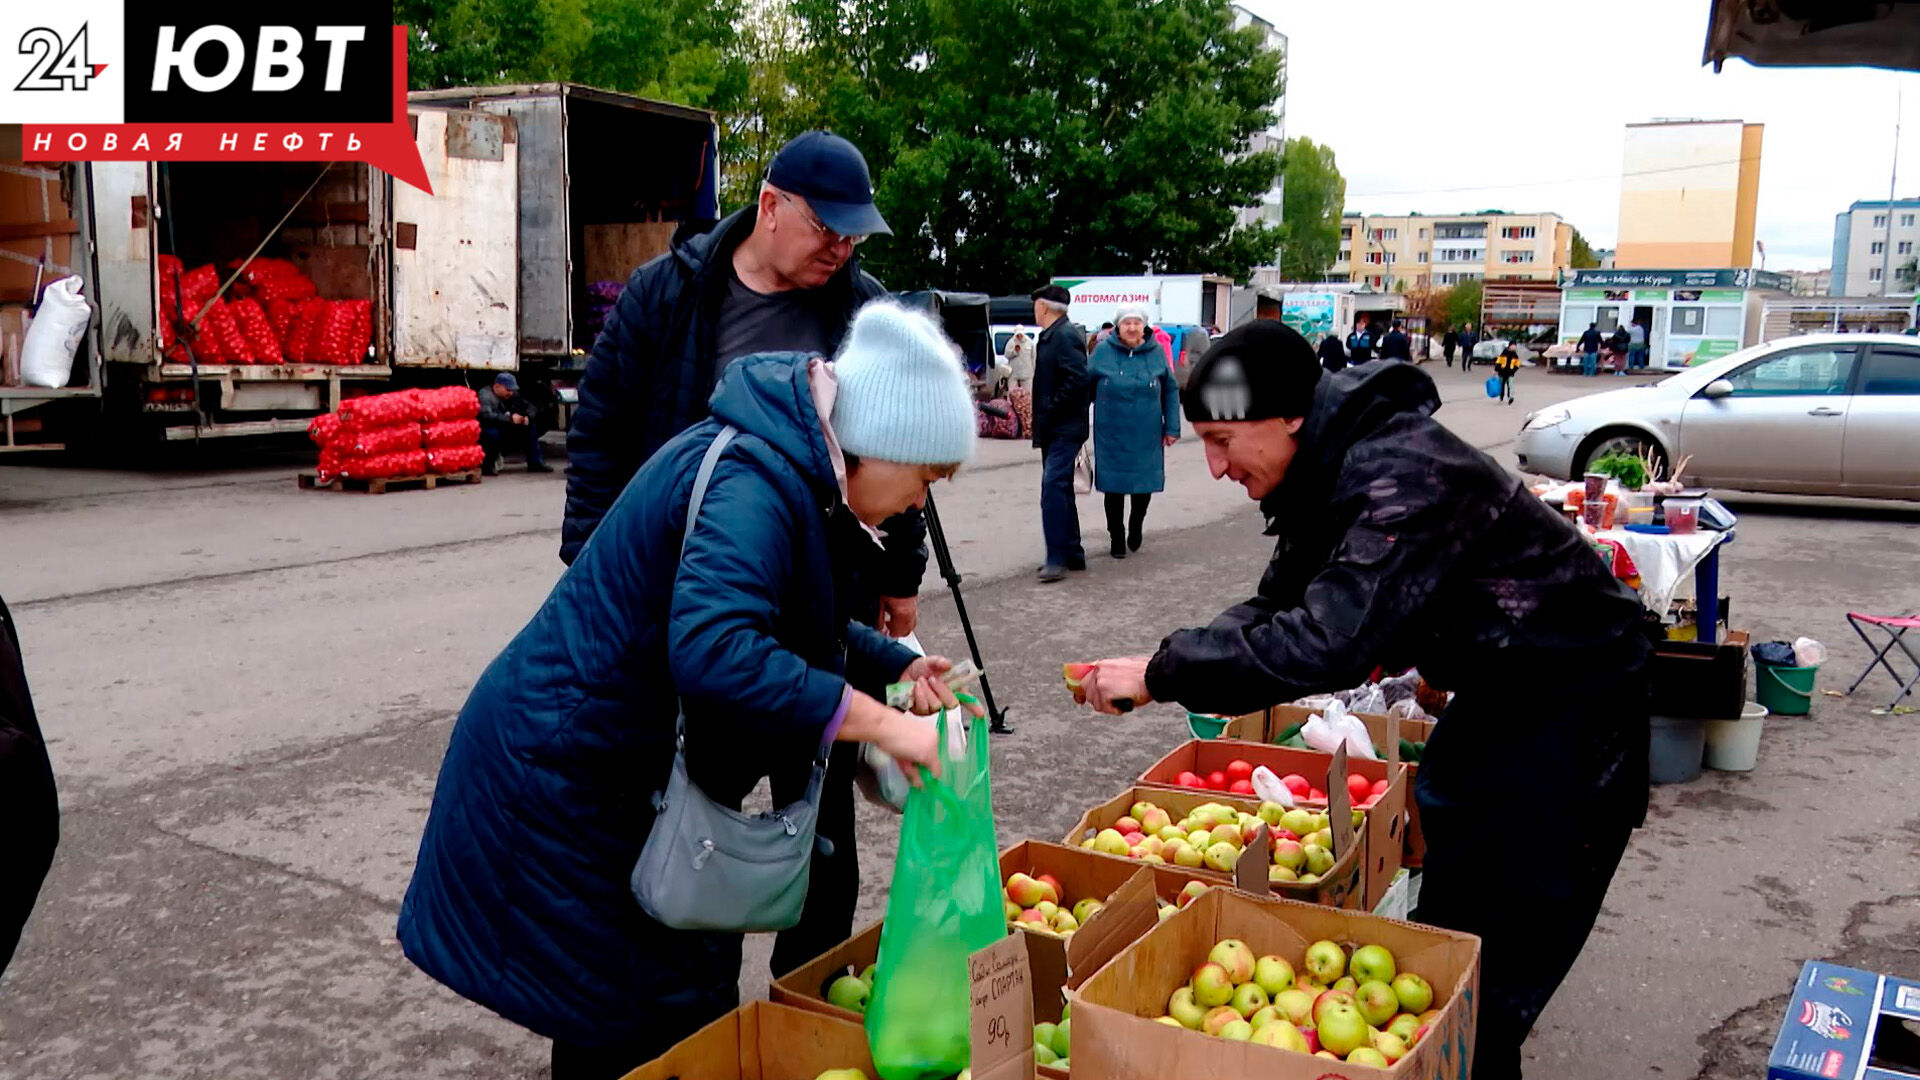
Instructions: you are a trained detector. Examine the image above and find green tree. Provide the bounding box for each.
[1897,256,1918,292]
[722,0,813,212]
[397,0,748,111]
[1445,279,1483,328]
[789,0,1286,293]
[1277,137,1344,281]
[1569,227,1600,269]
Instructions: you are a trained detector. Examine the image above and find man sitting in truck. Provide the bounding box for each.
[478,373,550,476]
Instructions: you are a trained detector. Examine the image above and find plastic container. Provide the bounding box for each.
[1649,714,1706,784]
[1704,702,1768,771]
[1756,663,1818,716]
[1186,712,1230,739]
[1665,498,1701,534]
[1584,472,1608,502]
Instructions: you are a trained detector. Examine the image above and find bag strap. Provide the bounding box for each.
[675,426,739,750]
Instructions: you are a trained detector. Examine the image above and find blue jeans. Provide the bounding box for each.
[1628,347,1648,370]
[1040,436,1086,568]
[1581,350,1598,377]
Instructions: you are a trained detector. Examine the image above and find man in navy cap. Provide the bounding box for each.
[478,372,548,475]
[1072,320,1653,1080]
[558,130,928,1050]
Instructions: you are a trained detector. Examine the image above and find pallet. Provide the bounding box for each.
[297,470,482,494]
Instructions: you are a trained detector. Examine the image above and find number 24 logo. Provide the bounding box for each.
[17,25,103,92]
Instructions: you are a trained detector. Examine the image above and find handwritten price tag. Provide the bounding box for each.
[969,934,1036,1080]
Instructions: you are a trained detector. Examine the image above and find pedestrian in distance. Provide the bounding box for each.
[1380,321,1412,362]
[1030,284,1091,583]
[1627,318,1649,371]
[1494,342,1522,404]
[1607,324,1631,376]
[477,372,551,475]
[1088,308,1181,560]
[1317,332,1348,374]
[400,301,983,1080]
[1579,322,1603,377]
[1005,329,1035,388]
[1458,321,1479,371]
[1346,322,1373,364]
[554,130,929,1016]
[1442,327,1459,367]
[1074,319,1651,1080]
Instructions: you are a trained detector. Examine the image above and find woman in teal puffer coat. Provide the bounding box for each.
[1089,307,1181,559]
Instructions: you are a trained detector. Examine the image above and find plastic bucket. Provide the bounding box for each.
[1756,664,1818,716]
[1187,712,1231,739]
[1704,702,1769,771]
[1649,714,1706,784]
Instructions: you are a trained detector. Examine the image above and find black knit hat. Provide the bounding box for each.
[1181,319,1321,423]
[1030,284,1072,306]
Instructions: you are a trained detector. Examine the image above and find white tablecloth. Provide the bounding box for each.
[1593,528,1728,614]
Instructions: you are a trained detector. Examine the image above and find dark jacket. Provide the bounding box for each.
[1088,334,1181,493]
[1031,317,1090,446]
[561,208,925,606]
[1318,335,1347,374]
[1442,330,1459,353]
[1380,329,1412,361]
[1143,362,1649,830]
[1347,330,1373,363]
[400,353,919,1046]
[477,386,528,430]
[1608,327,1631,352]
[0,591,57,977]
[1580,327,1603,353]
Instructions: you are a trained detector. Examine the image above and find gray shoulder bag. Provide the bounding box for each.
[630,425,830,932]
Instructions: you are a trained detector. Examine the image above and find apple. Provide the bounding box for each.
[1192,962,1235,1008]
[1017,908,1045,925]
[1302,1028,1321,1053]
[1176,770,1205,789]
[1298,873,1319,884]
[1417,1008,1441,1025]
[1308,788,1325,802]
[1411,1023,1431,1046]
[1373,1030,1409,1064]
[1141,853,1166,864]
[1209,823,1243,849]
[1303,844,1335,875]
[1114,816,1142,836]
[827,974,869,1013]
[1273,988,1314,1026]
[1187,829,1212,851]
[1252,1018,1309,1052]
[1315,1002,1371,1057]
[1391,972,1434,1015]
[1279,808,1317,838]
[1331,976,1357,996]
[1140,806,1173,834]
[1203,841,1240,872]
[1218,1019,1254,1042]
[1230,982,1269,1018]
[1246,1004,1281,1031]
[1141,836,1164,855]
[1173,842,1205,869]
[1252,955,1295,997]
[1208,939,1254,984]
[1061,1001,1070,1021]
[1311,988,1355,1028]
[1034,901,1058,921]
[1050,1018,1071,1060]
[1062,662,1094,703]
[1314,1051,1340,1060]
[1229,779,1256,795]
[1268,865,1297,884]
[1257,801,1286,826]
[1004,899,1022,922]
[1386,1014,1419,1043]
[1072,898,1104,925]
[1122,831,1147,848]
[1158,903,1177,922]
[1081,838,1096,850]
[1346,1046,1389,1067]
[1370,778,1390,797]
[1179,880,1208,907]
[1093,828,1130,856]
[1036,874,1064,903]
[1355,980,1398,1026]
[1034,1044,1058,1066]
[1271,838,1307,872]
[1168,986,1206,1029]
[1206,771,1229,790]
[1033,1022,1057,1051]
[1350,944,1396,985]
[1006,873,1048,907]
[1049,909,1079,934]
[1155,1016,1184,1027]
[859,964,876,987]
[1201,1005,1242,1036]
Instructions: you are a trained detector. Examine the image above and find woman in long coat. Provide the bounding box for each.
[1088,308,1181,559]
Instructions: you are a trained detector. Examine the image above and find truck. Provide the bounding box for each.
[0,83,718,452]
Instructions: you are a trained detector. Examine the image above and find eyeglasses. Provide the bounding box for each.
[778,191,868,248]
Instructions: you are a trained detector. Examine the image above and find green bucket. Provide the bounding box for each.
[1756,664,1818,717]
[1187,712,1231,739]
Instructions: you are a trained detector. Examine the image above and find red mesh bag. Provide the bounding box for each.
[422,419,480,447]
[339,449,427,480]
[201,300,250,364]
[419,386,480,421]
[308,413,342,447]
[288,299,332,364]
[316,299,372,365]
[267,299,303,352]
[337,389,425,430]
[229,299,283,364]
[337,422,422,456]
[427,444,485,473]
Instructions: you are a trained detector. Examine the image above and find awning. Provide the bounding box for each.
[1704,0,1920,72]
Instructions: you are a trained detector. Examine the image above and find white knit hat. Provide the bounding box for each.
[830,301,977,465]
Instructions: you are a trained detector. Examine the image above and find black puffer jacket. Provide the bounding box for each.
[1,592,57,976]
[1145,361,1650,829]
[1030,317,1090,446]
[562,208,925,603]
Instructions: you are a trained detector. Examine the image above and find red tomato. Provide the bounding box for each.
[1371,778,1391,796]
[1308,788,1326,802]
[1228,779,1255,795]
[1346,774,1372,802]
[1225,760,1255,783]
[1207,771,1229,791]
[1280,773,1311,797]
[1176,770,1204,789]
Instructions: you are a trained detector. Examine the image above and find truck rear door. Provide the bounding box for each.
[390,108,519,370]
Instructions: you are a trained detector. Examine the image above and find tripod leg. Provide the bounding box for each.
[923,493,1012,734]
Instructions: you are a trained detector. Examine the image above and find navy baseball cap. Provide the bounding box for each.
[767,131,892,239]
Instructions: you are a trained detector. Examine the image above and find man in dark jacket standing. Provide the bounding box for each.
[1077,321,1650,1080]
[0,591,57,979]
[1029,284,1090,583]
[557,131,927,990]
[1579,322,1604,377]
[1458,321,1479,371]
[1317,332,1347,374]
[1380,321,1412,362]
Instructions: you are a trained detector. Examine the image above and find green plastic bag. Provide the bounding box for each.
[866,700,1002,1080]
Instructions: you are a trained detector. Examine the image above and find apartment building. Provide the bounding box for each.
[1329,211,1573,290]
[1831,197,1920,296]
[1232,5,1287,287]
[1614,119,1763,270]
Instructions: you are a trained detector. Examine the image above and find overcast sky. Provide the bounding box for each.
[1237,0,1918,271]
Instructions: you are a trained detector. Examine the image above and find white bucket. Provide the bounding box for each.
[1703,702,1768,771]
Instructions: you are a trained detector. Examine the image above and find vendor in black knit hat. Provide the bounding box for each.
[1069,318,1657,1080]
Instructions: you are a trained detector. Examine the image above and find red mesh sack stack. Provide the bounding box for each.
[337,388,425,431]
[422,419,481,447]
[229,299,283,364]
[419,386,480,421]
[427,444,485,473]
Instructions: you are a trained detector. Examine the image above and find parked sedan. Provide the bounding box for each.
[1515,333,1920,499]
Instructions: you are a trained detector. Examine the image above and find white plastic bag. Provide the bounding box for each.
[1793,637,1826,667]
[1300,700,1380,761]
[21,275,89,388]
[1250,766,1295,808]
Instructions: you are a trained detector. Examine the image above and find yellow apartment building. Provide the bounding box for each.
[1330,211,1573,290]
[1614,119,1763,269]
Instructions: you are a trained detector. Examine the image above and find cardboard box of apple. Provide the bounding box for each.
[1066,886,1481,1079]
[621,1000,879,1080]
[1267,705,1435,868]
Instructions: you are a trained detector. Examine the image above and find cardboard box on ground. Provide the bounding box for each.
[1067,886,1482,1080]
[1769,961,1920,1080]
[1134,738,1406,909]
[618,1000,876,1080]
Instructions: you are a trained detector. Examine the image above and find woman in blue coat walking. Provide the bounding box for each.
[398,302,981,1080]
[1089,308,1182,558]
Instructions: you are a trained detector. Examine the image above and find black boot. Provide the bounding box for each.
[1104,494,1127,559]
[1127,494,1150,552]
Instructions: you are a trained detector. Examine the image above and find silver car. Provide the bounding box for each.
[1515,333,1920,499]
